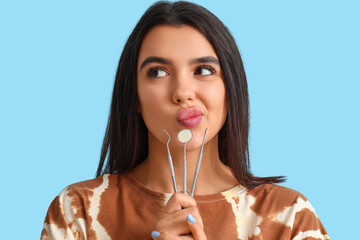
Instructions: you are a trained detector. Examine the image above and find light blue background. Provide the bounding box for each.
[0,0,359,239]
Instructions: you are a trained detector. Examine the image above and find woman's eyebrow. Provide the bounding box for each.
[189,56,219,65]
[139,56,173,71]
[139,55,220,71]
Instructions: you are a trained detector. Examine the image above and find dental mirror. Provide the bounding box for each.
[177,129,192,143]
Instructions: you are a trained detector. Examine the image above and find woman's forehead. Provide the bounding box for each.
[137,24,218,66]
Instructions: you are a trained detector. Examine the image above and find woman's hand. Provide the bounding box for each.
[151,192,208,240]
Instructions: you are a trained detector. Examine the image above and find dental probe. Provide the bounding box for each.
[190,128,207,197]
[163,130,178,193]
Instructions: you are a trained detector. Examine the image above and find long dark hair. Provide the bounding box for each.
[96,1,285,188]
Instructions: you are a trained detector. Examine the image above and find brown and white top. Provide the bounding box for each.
[41,173,329,240]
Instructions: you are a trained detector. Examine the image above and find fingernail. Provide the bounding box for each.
[187,213,196,224]
[151,231,160,238]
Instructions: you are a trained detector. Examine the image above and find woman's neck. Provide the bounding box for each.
[130,134,239,195]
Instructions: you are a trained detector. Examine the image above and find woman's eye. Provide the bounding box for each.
[147,67,168,78]
[194,66,214,76]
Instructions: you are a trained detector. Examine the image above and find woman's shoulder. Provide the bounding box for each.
[238,184,329,239]
[249,183,307,201]
[41,174,125,239]
[222,183,308,205]
[52,173,128,209]
[65,173,113,190]
[58,173,122,199]
[246,183,313,212]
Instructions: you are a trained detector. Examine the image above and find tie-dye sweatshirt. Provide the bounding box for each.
[41,173,329,240]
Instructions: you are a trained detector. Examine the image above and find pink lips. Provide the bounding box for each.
[177,108,203,128]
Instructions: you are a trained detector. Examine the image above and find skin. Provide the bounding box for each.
[131,25,239,239]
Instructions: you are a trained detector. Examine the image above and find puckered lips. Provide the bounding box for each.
[177,107,203,128]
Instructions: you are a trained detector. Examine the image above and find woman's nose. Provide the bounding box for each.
[171,75,196,106]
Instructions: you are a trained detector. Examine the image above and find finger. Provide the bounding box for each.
[156,207,198,236]
[164,192,197,214]
[153,231,165,240]
[151,230,161,239]
[180,235,194,240]
[152,231,195,240]
[155,231,184,240]
[186,214,207,240]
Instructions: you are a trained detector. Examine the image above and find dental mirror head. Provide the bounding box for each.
[177,129,192,143]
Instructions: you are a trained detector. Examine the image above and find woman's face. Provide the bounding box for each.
[137,24,227,150]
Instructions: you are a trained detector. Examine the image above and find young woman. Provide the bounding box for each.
[41,1,329,239]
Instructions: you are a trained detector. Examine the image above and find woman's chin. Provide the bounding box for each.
[169,138,207,153]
